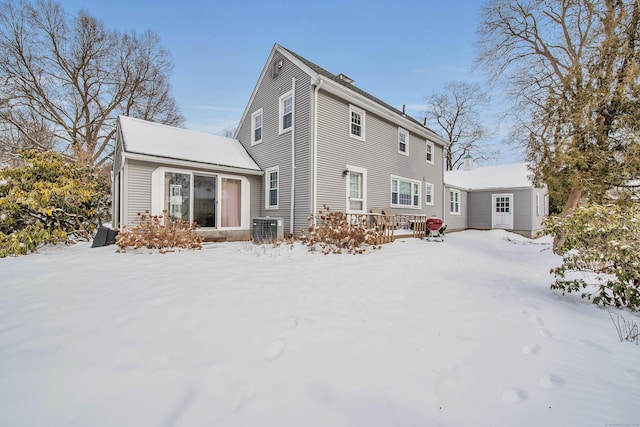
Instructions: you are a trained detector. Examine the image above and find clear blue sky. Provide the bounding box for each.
[57,0,520,163]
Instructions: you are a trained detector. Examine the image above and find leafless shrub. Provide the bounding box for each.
[115,211,202,253]
[609,311,639,345]
[299,205,383,255]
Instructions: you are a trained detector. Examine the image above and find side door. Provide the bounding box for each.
[492,193,514,229]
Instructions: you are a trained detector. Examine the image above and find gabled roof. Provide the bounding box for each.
[237,43,448,146]
[444,163,534,191]
[118,116,261,172]
[280,46,436,135]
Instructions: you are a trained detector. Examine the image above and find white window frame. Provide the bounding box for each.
[398,127,409,156]
[265,166,279,209]
[349,104,366,141]
[425,182,434,206]
[345,165,367,213]
[426,140,434,164]
[449,188,461,215]
[391,175,421,209]
[279,91,293,134]
[251,108,263,145]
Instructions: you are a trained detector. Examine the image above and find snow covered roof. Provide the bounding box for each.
[444,162,534,191]
[118,116,261,172]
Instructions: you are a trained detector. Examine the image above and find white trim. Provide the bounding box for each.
[426,140,434,164]
[265,166,279,210]
[251,108,263,145]
[449,188,461,215]
[425,182,435,206]
[398,127,409,156]
[390,175,421,209]
[122,152,263,176]
[279,90,293,135]
[349,104,366,141]
[345,165,367,213]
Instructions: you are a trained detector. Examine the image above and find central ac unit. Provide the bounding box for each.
[252,217,284,243]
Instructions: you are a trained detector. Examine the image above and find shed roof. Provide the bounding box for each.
[118,116,261,172]
[444,162,534,191]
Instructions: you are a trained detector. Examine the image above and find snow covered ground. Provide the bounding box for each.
[0,230,638,427]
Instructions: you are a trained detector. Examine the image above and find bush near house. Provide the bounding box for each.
[0,150,110,257]
[299,205,383,255]
[115,211,203,253]
[546,203,640,311]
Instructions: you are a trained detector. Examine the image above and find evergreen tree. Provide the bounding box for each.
[477,0,640,241]
[0,150,109,256]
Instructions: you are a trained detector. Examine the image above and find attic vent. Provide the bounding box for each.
[337,73,354,84]
[271,60,283,78]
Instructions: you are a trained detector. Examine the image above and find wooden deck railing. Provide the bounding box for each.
[340,213,430,244]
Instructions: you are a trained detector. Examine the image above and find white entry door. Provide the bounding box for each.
[492,193,514,229]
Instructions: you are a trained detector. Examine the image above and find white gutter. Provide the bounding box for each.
[290,77,296,235]
[312,78,323,226]
[122,152,263,176]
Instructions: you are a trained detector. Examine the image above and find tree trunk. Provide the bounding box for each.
[553,187,584,253]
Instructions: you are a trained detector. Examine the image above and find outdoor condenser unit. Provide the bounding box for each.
[252,217,284,243]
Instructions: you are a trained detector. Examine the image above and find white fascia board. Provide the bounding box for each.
[318,76,449,147]
[123,152,264,176]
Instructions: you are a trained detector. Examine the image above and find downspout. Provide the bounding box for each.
[312,78,324,226]
[442,143,446,222]
[290,77,296,235]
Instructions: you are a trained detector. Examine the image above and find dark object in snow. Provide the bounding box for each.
[91,222,118,248]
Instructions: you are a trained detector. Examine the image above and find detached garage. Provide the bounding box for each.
[444,158,548,238]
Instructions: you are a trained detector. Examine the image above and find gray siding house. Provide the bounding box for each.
[444,158,548,237]
[112,116,262,241]
[235,44,450,236]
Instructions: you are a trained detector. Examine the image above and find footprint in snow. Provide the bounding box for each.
[521,309,545,327]
[539,328,552,338]
[502,389,528,404]
[287,317,298,329]
[230,386,253,413]
[540,374,564,389]
[265,340,286,361]
[522,344,540,355]
[531,315,545,327]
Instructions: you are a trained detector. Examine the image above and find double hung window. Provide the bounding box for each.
[279,91,293,133]
[251,109,263,145]
[398,128,409,155]
[349,105,366,141]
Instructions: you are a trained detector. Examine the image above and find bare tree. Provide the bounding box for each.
[0,0,184,167]
[423,81,494,170]
[476,0,640,226]
[0,109,57,167]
